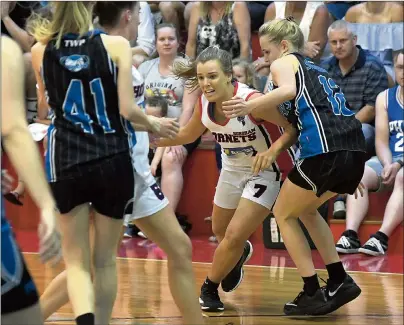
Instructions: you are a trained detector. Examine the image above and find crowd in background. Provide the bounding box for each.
[1,1,403,257]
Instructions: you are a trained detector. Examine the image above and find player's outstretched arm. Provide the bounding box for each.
[2,36,61,265]
[156,100,206,147]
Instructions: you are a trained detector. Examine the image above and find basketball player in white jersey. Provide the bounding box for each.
[38,3,204,324]
[156,46,296,312]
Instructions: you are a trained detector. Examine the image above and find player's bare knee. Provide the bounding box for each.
[162,152,184,171]
[272,207,289,224]
[177,233,192,260]
[222,228,246,251]
[299,210,317,226]
[212,223,226,240]
[93,252,116,269]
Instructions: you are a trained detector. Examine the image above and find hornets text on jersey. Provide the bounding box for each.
[42,30,135,182]
[200,81,296,180]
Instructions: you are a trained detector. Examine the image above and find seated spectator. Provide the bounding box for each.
[2,1,43,122]
[257,1,330,78]
[148,1,186,32]
[131,2,156,67]
[345,1,403,81]
[325,1,360,22]
[335,50,403,256]
[323,20,388,156]
[322,20,389,218]
[138,23,198,216]
[232,58,260,90]
[186,1,251,60]
[247,1,272,32]
[183,2,195,31]
[147,97,169,180]
[1,1,38,52]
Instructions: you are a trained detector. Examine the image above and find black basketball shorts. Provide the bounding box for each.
[50,151,135,219]
[288,150,367,197]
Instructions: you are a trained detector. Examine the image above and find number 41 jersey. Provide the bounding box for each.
[43,30,133,182]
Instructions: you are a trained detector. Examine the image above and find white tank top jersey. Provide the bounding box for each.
[200,82,296,179]
[130,66,154,185]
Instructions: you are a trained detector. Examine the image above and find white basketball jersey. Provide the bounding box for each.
[130,66,155,186]
[200,82,288,177]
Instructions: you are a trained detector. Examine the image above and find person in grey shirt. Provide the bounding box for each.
[138,23,199,216]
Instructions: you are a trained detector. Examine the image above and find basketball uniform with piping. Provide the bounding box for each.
[200,81,295,210]
[125,66,169,223]
[42,30,134,218]
[283,53,367,197]
[365,85,404,191]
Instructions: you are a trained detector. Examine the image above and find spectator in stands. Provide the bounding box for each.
[147,97,169,180]
[247,1,272,32]
[325,1,360,22]
[322,20,389,218]
[148,1,186,32]
[2,2,52,206]
[255,1,330,78]
[345,1,403,82]
[232,59,259,90]
[1,1,38,52]
[1,1,41,122]
[186,1,251,60]
[138,23,199,217]
[265,2,329,60]
[131,2,155,67]
[335,50,403,257]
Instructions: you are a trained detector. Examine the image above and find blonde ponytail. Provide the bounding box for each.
[29,1,93,48]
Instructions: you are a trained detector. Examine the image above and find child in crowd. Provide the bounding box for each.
[232,58,260,90]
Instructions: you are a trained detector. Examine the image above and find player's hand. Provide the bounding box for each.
[381,163,400,187]
[1,169,14,194]
[38,207,62,266]
[222,96,251,119]
[166,145,186,162]
[353,181,365,199]
[149,116,180,139]
[251,149,276,176]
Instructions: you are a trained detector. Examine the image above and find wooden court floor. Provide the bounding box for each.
[24,253,403,325]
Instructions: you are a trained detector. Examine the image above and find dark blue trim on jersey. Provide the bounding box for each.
[257,125,280,181]
[62,29,105,40]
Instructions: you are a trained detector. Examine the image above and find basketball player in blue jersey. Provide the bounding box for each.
[28,3,179,325]
[223,18,366,316]
[37,3,204,324]
[336,50,404,256]
[1,36,61,324]
[155,46,297,312]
